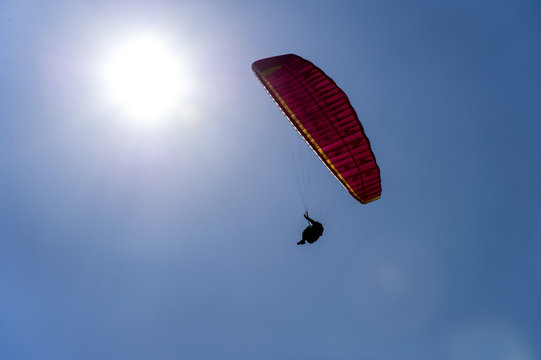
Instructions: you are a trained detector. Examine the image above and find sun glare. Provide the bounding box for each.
[101,34,184,122]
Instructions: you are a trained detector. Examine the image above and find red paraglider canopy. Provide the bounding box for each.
[252,54,381,204]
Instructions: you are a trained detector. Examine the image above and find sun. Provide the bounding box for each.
[101,34,184,122]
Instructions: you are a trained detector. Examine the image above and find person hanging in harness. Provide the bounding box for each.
[297,212,324,245]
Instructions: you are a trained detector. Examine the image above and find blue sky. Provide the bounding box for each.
[1,1,540,359]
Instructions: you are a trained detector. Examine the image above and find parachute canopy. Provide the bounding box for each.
[252,54,381,204]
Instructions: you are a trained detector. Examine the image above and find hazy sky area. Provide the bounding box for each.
[1,1,540,359]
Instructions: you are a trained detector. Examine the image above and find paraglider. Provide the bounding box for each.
[298,212,324,245]
[252,54,381,244]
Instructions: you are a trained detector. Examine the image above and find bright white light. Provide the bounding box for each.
[101,34,184,122]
